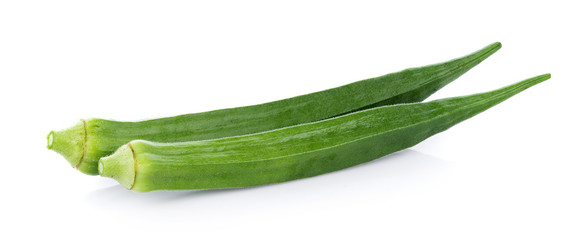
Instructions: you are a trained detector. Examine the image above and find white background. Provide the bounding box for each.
[1,0,576,239]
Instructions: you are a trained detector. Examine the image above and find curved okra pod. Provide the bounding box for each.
[49,42,501,175]
[99,74,550,192]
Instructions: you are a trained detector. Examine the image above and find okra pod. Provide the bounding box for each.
[49,42,501,175]
[99,74,550,192]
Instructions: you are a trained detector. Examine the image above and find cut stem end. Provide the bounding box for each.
[47,131,54,149]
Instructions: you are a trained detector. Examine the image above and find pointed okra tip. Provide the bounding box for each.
[529,73,551,84]
[493,41,502,49]
[476,41,501,56]
[469,41,502,62]
[510,73,551,90]
[490,42,502,53]
[482,41,501,53]
[47,120,86,169]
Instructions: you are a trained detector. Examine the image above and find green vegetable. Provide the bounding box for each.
[99,74,550,192]
[48,42,501,175]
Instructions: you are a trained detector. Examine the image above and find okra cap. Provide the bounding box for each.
[99,144,136,190]
[47,120,86,169]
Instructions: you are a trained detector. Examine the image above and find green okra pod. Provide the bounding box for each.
[99,74,550,192]
[48,42,501,175]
